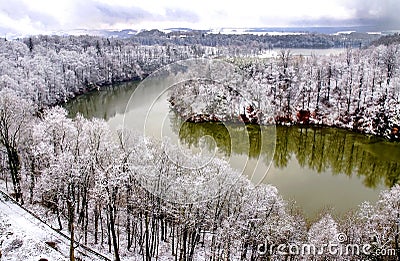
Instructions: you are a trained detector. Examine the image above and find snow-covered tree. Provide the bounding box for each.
[0,89,34,204]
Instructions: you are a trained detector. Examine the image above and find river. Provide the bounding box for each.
[65,80,400,220]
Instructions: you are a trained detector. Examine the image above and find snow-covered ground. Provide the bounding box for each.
[0,188,111,261]
[0,192,67,261]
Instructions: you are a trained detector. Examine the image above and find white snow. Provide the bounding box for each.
[332,30,356,35]
[0,192,67,261]
[207,27,305,36]
[0,185,111,261]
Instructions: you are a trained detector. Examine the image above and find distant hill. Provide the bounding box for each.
[10,26,396,49]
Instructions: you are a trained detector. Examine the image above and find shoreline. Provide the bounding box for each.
[60,77,400,143]
[170,110,400,142]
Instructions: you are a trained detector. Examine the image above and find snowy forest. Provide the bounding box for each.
[130,29,378,49]
[0,34,400,260]
[170,45,400,140]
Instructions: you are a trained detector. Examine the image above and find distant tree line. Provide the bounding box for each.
[133,29,378,49]
[370,33,400,47]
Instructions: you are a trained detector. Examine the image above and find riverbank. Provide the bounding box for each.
[169,44,400,142]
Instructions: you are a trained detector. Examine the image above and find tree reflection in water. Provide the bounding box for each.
[174,117,400,189]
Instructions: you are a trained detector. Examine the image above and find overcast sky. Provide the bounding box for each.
[0,0,399,35]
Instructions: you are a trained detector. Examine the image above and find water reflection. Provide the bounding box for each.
[175,120,400,189]
[64,82,139,120]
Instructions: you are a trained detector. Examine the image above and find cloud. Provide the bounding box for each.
[94,4,156,23]
[164,8,199,23]
[291,0,400,28]
[0,0,29,20]
[68,1,198,29]
[0,0,60,33]
[348,0,400,28]
[0,0,398,35]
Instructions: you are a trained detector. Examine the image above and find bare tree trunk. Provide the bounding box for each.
[109,205,121,261]
[94,204,99,244]
[6,146,23,204]
[67,200,75,261]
